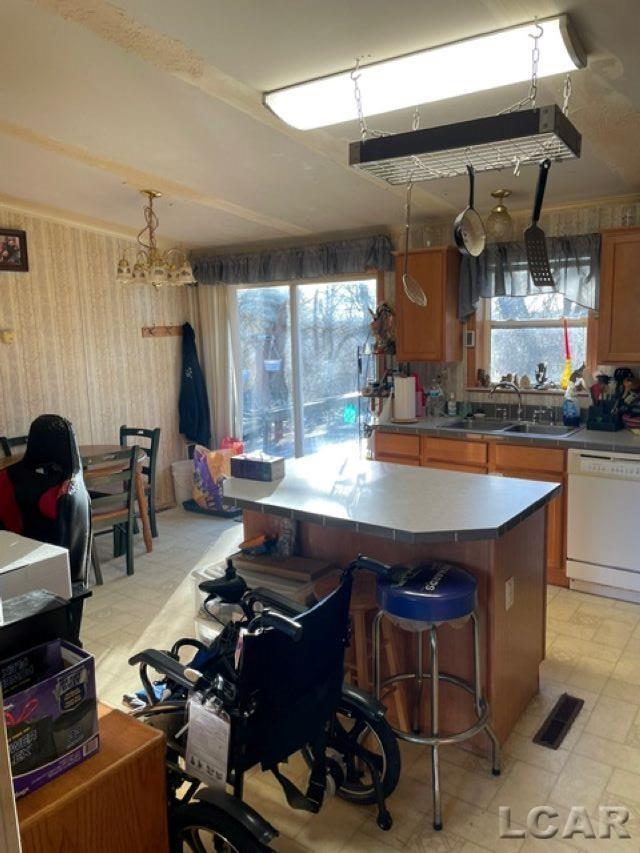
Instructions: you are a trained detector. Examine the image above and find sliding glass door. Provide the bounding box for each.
[233,278,377,457]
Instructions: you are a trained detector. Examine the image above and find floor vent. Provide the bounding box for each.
[533,693,584,750]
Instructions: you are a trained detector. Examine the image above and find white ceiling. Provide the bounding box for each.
[1,0,639,249]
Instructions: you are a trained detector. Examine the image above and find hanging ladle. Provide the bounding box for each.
[402,181,428,307]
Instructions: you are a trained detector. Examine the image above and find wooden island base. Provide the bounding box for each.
[243,507,547,748]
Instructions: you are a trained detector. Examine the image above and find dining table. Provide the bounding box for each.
[0,444,153,553]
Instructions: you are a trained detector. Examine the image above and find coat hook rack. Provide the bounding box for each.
[141,325,184,338]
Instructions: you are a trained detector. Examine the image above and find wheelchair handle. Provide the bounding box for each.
[349,554,392,579]
[253,609,303,642]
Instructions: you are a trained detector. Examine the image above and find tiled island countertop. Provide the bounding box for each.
[223,452,560,544]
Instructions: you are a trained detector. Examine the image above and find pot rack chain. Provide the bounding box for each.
[351,56,391,141]
[499,22,543,115]
[562,73,572,116]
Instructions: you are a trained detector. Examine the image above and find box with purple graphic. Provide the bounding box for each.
[1,638,99,798]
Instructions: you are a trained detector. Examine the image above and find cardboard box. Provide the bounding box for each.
[0,532,72,601]
[1,639,99,798]
[230,453,285,482]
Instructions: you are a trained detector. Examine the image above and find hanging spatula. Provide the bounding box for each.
[525,158,553,287]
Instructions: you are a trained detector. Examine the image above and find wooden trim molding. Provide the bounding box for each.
[0,685,21,853]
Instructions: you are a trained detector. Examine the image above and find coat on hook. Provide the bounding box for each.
[179,322,211,447]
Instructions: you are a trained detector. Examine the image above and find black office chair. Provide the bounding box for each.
[120,426,161,538]
[0,415,91,643]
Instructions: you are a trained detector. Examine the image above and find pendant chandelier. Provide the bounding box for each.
[116,190,195,288]
[486,189,514,240]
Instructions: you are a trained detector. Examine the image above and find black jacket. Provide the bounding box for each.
[179,322,211,447]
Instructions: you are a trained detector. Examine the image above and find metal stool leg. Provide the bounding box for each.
[429,625,442,831]
[413,630,424,734]
[372,610,384,701]
[471,612,501,776]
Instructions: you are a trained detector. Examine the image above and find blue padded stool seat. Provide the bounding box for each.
[376,561,477,626]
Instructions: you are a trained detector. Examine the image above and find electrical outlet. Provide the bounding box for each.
[505,576,515,611]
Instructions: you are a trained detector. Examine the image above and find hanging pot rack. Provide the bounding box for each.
[349,104,581,184]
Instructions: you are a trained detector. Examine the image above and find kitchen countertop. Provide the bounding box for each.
[376,417,640,454]
[223,451,560,544]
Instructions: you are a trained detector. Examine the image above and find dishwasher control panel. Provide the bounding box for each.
[569,449,640,480]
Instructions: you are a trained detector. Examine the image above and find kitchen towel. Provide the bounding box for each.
[393,377,416,420]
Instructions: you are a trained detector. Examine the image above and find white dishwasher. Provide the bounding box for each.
[567,448,640,602]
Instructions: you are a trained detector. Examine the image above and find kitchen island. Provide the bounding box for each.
[224,452,560,747]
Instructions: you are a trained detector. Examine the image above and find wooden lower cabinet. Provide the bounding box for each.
[492,467,565,587]
[420,436,488,472]
[374,431,567,586]
[374,432,420,464]
[376,454,420,466]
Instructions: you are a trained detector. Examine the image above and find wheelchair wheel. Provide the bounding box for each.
[303,694,401,806]
[171,802,268,852]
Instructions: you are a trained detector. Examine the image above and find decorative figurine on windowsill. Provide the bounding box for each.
[369,302,396,354]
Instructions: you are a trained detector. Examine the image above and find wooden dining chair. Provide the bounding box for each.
[84,446,138,585]
[120,426,161,538]
[0,434,28,458]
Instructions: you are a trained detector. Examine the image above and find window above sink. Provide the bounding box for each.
[486,294,588,385]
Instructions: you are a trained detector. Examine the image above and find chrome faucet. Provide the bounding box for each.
[490,381,524,421]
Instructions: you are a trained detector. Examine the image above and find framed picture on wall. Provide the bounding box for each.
[0,229,28,272]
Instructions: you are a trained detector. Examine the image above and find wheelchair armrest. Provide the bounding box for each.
[70,581,92,602]
[128,649,197,692]
[247,587,306,617]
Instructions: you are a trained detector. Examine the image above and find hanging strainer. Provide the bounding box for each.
[402,181,427,307]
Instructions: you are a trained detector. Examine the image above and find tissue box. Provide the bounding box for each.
[231,453,285,482]
[1,638,99,798]
[0,532,72,600]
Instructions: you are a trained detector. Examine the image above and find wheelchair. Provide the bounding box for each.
[128,555,401,852]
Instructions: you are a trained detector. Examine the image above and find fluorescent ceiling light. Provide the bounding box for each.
[264,15,585,130]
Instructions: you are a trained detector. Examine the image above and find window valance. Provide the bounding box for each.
[192,233,393,285]
[459,232,601,320]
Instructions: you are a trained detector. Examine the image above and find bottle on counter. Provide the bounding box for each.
[427,376,445,417]
[446,393,457,417]
[562,381,581,427]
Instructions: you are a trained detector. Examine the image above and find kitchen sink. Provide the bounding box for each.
[501,422,580,437]
[441,419,514,432]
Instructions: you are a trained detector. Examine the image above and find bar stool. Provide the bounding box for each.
[372,560,500,831]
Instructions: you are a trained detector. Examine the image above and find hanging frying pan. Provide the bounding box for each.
[402,181,428,307]
[524,158,553,287]
[453,165,486,257]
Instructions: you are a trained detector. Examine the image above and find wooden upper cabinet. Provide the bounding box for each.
[394,248,462,362]
[598,228,640,364]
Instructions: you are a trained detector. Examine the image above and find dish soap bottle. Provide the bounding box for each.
[446,393,457,416]
[562,381,581,427]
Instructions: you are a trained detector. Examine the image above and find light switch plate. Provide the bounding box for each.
[464,330,476,348]
[505,576,515,610]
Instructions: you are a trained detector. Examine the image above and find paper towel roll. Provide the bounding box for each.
[393,377,416,420]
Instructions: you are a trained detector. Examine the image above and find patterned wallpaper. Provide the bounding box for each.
[0,207,198,505]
